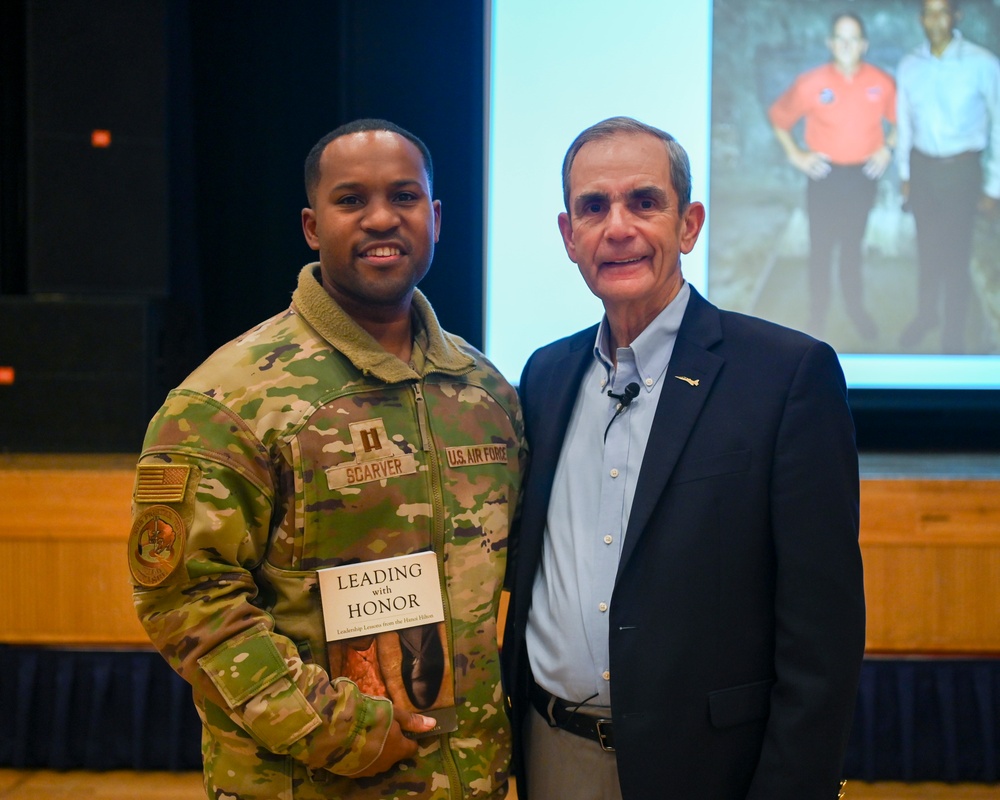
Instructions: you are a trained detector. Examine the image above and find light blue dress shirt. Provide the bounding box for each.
[525,282,691,706]
[896,30,1000,197]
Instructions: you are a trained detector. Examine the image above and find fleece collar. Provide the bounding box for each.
[291,263,475,384]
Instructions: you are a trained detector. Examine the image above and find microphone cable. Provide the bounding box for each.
[604,382,640,443]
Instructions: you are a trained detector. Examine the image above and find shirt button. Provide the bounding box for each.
[602,671,611,681]
[600,378,607,388]
[598,602,608,612]
[603,534,613,544]
[610,468,619,478]
[645,377,653,386]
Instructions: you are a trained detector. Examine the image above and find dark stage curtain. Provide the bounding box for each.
[1,645,998,780]
[0,645,201,770]
[843,656,998,782]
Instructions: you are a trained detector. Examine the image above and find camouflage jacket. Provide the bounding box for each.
[129,264,526,799]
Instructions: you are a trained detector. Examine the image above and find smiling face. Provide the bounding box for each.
[828,15,868,74]
[301,130,441,318]
[557,131,705,333]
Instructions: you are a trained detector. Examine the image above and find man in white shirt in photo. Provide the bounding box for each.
[896,0,1000,352]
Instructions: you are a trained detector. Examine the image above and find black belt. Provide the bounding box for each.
[530,682,615,752]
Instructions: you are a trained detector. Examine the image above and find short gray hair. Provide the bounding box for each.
[561,116,693,213]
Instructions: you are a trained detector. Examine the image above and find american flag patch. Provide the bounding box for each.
[135,465,191,503]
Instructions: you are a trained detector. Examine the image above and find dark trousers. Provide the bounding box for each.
[806,164,878,324]
[908,149,982,352]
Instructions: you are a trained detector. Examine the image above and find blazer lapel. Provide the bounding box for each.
[617,289,724,579]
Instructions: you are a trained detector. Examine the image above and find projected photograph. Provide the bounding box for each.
[708,0,1000,357]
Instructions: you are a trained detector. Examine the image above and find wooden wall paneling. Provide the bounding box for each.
[3,459,1000,652]
[860,479,1000,653]
[0,456,149,645]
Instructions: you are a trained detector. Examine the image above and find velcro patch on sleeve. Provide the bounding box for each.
[199,623,322,750]
[199,623,291,707]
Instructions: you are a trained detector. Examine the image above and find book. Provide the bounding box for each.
[318,551,457,735]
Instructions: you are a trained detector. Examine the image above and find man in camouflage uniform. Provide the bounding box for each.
[128,118,526,799]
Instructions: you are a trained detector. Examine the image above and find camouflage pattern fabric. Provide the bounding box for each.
[128,264,526,799]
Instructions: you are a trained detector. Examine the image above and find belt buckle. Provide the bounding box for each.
[595,719,614,752]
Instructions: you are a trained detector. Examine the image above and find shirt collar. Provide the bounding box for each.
[591,281,692,393]
[920,29,964,59]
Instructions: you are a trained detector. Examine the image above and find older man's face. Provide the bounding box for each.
[557,132,704,325]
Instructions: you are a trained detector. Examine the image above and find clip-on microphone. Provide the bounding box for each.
[604,382,640,442]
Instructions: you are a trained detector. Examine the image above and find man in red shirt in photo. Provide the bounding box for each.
[770,11,896,341]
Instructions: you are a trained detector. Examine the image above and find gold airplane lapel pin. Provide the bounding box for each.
[674,375,700,387]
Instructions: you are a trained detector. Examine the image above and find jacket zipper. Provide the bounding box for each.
[412,381,462,798]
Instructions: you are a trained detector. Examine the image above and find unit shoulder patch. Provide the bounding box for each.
[128,504,187,587]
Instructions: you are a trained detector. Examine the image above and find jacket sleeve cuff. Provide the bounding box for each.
[198,622,323,751]
[322,679,394,776]
[197,622,395,773]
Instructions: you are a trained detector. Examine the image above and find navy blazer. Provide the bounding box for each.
[503,287,865,800]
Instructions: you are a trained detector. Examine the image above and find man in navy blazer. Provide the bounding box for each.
[502,117,865,799]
